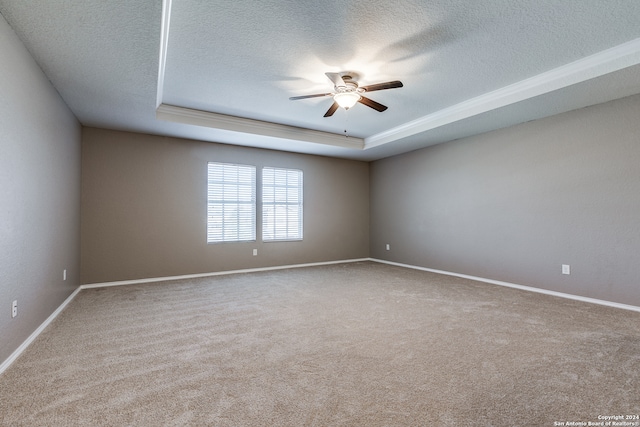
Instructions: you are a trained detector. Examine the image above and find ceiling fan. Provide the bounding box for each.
[289,72,403,117]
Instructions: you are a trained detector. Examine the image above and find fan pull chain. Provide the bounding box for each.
[344,111,349,138]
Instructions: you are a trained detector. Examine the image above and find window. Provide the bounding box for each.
[207,162,256,243]
[262,167,303,241]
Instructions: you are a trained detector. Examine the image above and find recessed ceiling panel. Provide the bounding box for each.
[161,0,640,140]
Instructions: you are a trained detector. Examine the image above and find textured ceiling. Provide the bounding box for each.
[1,0,640,160]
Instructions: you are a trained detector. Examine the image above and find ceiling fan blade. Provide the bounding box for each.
[323,101,339,117]
[360,80,403,92]
[358,96,388,112]
[289,93,332,100]
[325,72,346,88]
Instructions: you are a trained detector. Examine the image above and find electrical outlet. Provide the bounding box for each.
[12,300,17,318]
[63,269,67,280]
[253,249,257,256]
[386,244,390,251]
[562,264,571,275]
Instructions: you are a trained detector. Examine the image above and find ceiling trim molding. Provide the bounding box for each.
[364,37,640,149]
[156,0,172,108]
[156,104,365,149]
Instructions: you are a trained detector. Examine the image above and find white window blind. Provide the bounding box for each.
[262,167,303,241]
[207,162,256,243]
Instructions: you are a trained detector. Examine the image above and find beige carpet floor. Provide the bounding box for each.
[1,261,639,426]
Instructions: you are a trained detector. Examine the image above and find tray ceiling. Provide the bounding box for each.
[1,0,640,160]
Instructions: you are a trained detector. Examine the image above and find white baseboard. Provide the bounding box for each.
[4,257,636,376]
[1,258,369,375]
[0,287,82,376]
[80,258,371,289]
[370,258,640,313]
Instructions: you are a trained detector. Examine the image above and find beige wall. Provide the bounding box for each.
[0,14,81,364]
[80,128,370,284]
[370,94,640,307]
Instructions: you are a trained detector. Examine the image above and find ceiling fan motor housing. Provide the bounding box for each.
[336,76,363,94]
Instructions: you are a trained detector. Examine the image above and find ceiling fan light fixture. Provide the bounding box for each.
[334,91,361,110]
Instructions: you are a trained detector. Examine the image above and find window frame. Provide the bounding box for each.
[206,162,256,244]
[261,167,303,242]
